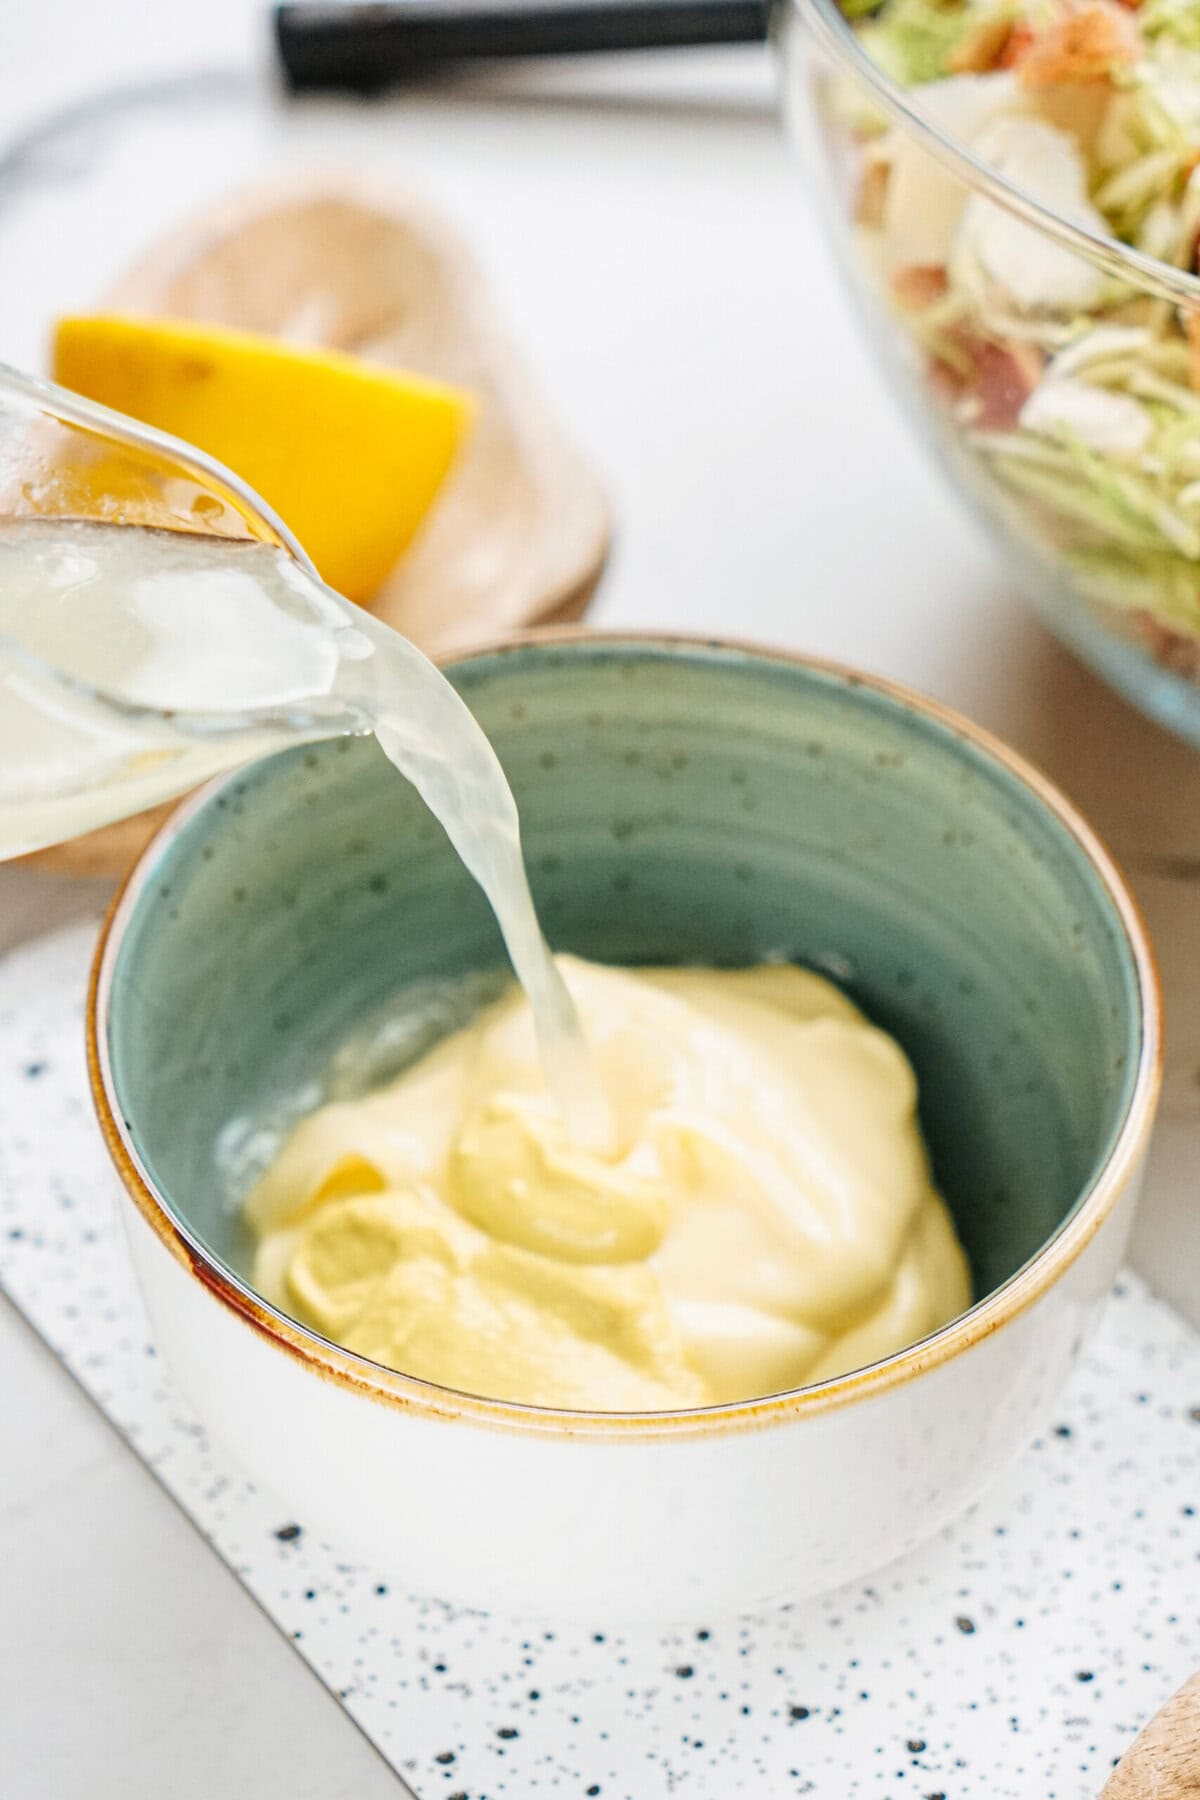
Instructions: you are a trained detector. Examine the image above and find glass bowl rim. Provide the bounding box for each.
[792,0,1200,311]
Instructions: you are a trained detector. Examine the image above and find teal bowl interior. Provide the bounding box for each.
[103,639,1147,1316]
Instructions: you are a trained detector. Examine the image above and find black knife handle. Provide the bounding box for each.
[275,0,771,91]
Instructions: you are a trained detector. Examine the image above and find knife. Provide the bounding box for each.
[275,0,773,92]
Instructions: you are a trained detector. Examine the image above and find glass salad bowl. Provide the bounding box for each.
[781,0,1200,746]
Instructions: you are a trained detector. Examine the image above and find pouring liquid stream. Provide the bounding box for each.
[0,519,610,1149]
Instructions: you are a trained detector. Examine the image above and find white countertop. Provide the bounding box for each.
[3,7,1198,1796]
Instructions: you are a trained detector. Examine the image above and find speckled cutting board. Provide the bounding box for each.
[2,920,1198,1800]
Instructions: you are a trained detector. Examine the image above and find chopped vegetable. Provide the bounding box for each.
[843,0,1200,672]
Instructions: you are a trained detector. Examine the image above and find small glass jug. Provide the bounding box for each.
[0,364,370,858]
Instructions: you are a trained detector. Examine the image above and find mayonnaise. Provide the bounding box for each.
[247,958,971,1411]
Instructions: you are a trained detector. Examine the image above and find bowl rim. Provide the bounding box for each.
[792,0,1200,311]
[88,628,1163,1443]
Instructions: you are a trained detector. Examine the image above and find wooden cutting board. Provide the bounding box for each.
[28,172,611,877]
[1101,1671,1200,1798]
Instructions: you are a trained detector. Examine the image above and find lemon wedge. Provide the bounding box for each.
[53,314,472,603]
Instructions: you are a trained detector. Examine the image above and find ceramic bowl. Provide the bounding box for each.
[89,635,1160,1623]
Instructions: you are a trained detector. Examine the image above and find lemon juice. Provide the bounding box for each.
[0,517,608,1145]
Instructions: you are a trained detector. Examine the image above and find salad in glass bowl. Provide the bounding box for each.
[782,0,1200,742]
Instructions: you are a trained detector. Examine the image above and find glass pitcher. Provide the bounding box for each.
[0,364,373,858]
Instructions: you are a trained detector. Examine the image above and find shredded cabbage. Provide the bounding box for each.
[858,0,1006,85]
[846,0,1200,663]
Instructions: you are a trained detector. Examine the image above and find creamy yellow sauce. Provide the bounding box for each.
[247,958,971,1411]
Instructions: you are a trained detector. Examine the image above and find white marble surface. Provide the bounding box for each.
[2,5,1199,1796]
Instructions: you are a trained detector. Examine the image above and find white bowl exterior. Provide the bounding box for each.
[119,1156,1144,1625]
